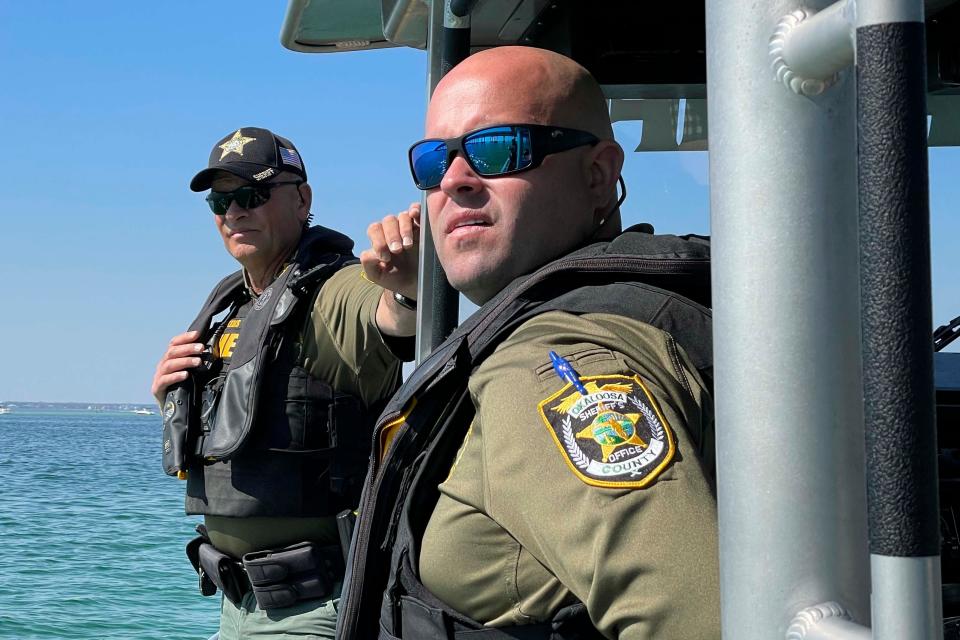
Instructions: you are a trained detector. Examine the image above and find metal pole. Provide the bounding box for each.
[441,0,473,74]
[707,0,870,638]
[856,0,942,637]
[414,0,470,363]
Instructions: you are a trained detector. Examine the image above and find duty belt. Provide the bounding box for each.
[186,526,345,610]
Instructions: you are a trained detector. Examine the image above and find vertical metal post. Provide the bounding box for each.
[414,0,471,363]
[706,1,870,638]
[856,0,943,637]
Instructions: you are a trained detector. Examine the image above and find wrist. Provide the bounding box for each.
[391,290,417,311]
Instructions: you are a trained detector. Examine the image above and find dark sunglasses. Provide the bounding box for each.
[408,124,599,190]
[205,181,302,215]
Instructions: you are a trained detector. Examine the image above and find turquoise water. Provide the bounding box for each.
[0,411,219,639]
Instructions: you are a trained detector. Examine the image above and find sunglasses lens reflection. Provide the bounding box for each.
[206,192,232,215]
[411,141,448,189]
[464,127,531,176]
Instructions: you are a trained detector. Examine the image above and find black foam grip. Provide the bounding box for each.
[425,25,471,350]
[428,253,459,350]
[449,0,478,18]
[441,26,471,78]
[857,22,939,557]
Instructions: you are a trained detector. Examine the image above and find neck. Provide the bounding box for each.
[466,218,625,306]
[593,211,622,241]
[244,246,296,294]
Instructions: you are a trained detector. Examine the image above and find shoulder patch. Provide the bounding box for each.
[538,374,676,488]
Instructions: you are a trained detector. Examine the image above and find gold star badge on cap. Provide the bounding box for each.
[219,129,257,160]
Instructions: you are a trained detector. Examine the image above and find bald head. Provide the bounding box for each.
[422,47,624,304]
[428,47,613,140]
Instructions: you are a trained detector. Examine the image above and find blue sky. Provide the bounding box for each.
[0,2,955,403]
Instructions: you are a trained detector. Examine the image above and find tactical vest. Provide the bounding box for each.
[336,226,713,640]
[160,226,383,518]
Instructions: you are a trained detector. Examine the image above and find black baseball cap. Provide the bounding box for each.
[189,127,308,192]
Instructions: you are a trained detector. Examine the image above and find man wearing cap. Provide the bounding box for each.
[150,127,419,639]
[340,47,718,639]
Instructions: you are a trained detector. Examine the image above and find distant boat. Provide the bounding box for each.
[131,408,155,415]
[0,407,11,414]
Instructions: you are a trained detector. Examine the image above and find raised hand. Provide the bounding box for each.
[151,330,204,406]
[360,202,421,301]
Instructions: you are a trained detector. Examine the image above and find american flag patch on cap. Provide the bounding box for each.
[279,147,303,170]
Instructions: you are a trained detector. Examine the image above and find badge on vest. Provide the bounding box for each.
[539,352,675,489]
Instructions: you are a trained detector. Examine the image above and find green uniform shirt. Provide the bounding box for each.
[419,311,720,639]
[206,264,401,557]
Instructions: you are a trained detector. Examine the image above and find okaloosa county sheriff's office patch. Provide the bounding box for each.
[538,374,676,488]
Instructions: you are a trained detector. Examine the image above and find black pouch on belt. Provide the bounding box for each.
[198,543,249,606]
[185,525,249,606]
[185,527,218,597]
[242,542,344,610]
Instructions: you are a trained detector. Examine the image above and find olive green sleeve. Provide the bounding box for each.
[300,263,401,408]
[468,310,720,639]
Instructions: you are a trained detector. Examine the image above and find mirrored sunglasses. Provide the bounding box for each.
[408,124,599,190]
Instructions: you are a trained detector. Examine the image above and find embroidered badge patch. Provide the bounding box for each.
[538,373,676,488]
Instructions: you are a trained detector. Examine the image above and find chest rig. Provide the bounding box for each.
[336,227,713,640]
[160,226,381,518]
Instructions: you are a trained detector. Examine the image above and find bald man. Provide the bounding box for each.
[341,47,719,639]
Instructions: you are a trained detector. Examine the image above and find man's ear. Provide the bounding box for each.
[297,182,313,223]
[584,140,625,213]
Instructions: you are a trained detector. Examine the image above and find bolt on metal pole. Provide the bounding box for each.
[787,602,873,640]
[779,0,856,82]
[707,0,870,637]
[856,0,943,638]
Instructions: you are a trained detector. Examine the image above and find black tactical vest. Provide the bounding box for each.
[336,226,713,640]
[160,226,387,518]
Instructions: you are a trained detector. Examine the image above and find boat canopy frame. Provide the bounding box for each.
[280,1,960,637]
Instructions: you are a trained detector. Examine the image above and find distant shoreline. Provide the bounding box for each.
[0,401,156,413]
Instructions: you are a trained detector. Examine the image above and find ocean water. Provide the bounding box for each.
[0,411,219,639]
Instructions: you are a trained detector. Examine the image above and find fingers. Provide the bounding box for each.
[359,247,389,284]
[151,330,204,405]
[165,341,204,361]
[158,354,204,376]
[169,330,200,344]
[367,203,422,263]
[151,371,189,405]
[367,219,390,263]
[401,203,421,248]
[362,204,422,302]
